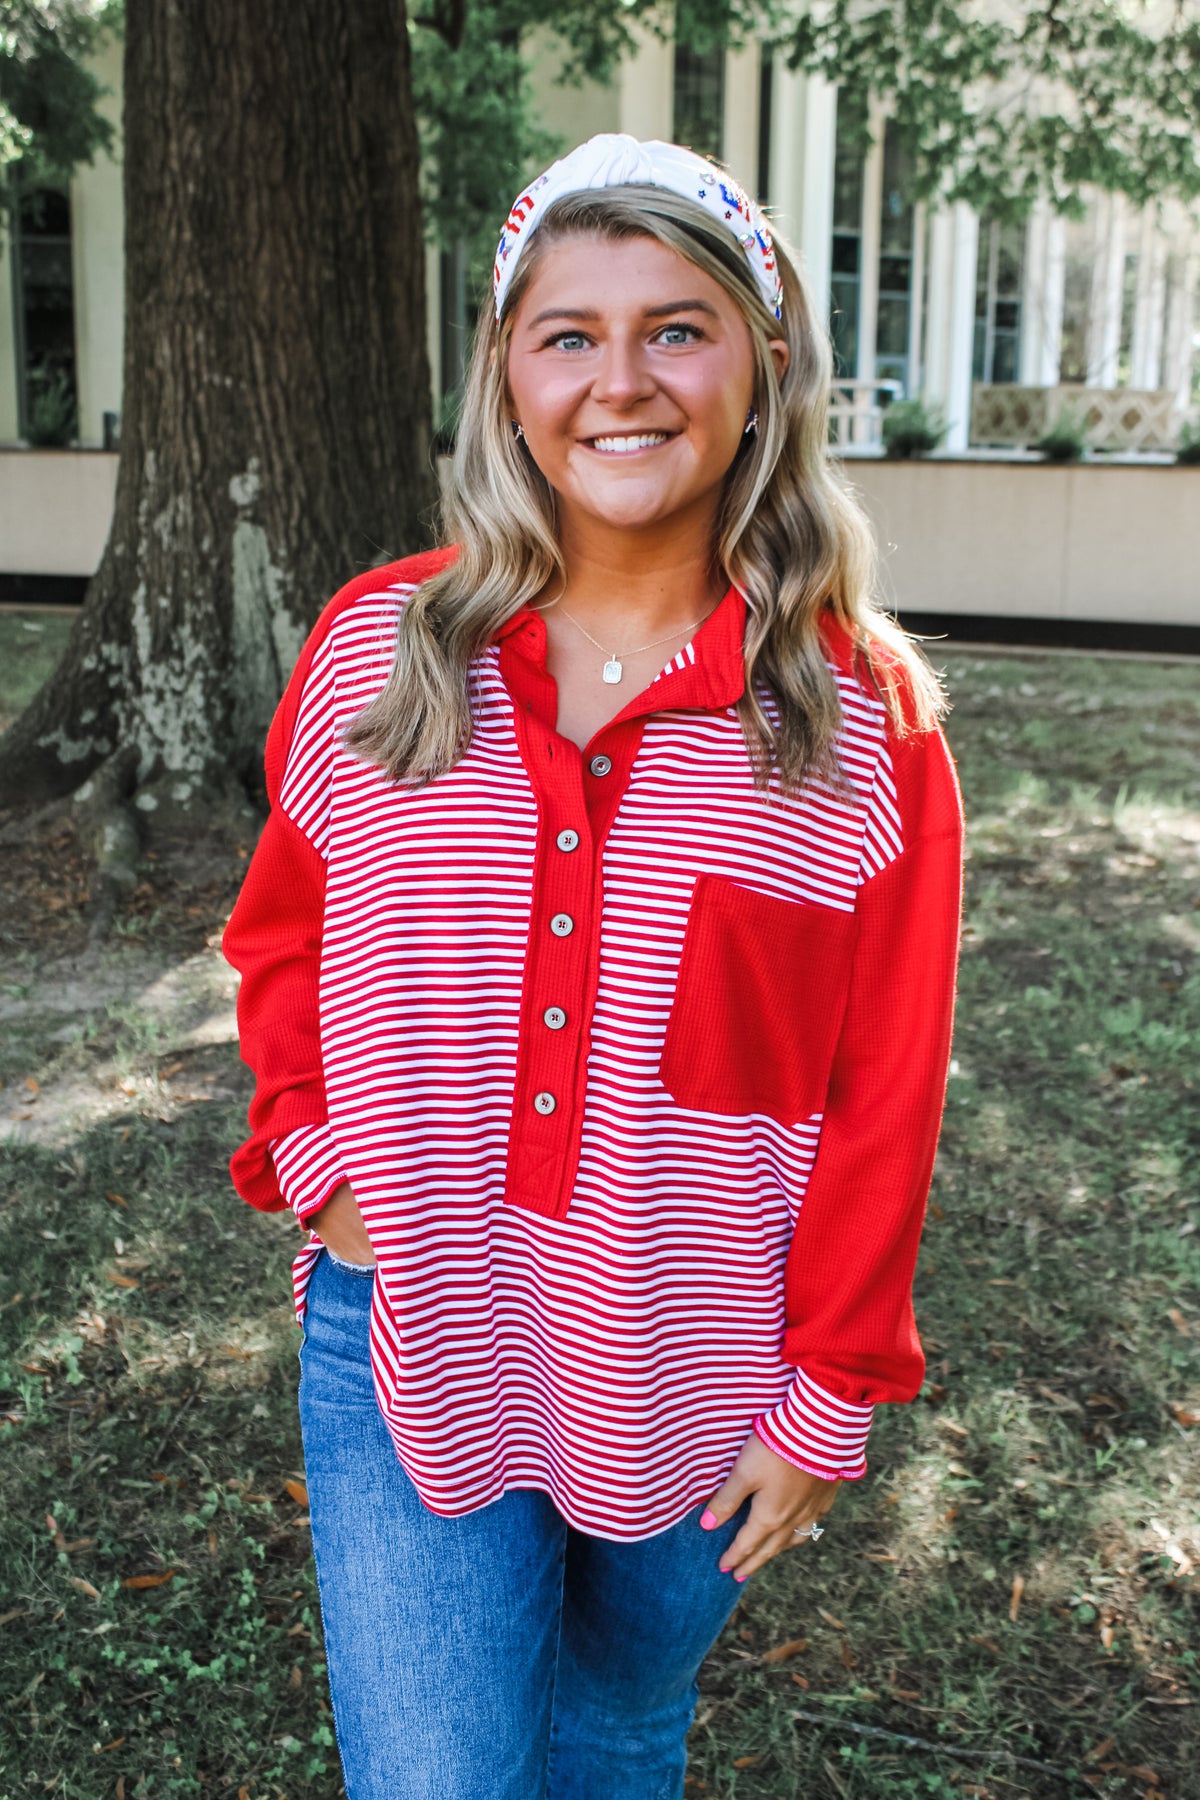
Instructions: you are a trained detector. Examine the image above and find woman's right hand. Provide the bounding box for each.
[310,1181,375,1266]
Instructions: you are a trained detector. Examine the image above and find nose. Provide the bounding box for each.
[589,331,657,410]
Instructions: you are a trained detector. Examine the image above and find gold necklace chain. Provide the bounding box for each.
[551,597,718,686]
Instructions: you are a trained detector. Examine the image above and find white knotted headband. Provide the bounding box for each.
[493,133,783,323]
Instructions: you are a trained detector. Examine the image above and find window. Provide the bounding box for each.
[875,120,915,390]
[972,219,1025,385]
[1058,213,1093,384]
[829,91,867,379]
[10,186,78,444]
[673,1,725,162]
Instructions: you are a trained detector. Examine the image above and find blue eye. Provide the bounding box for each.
[656,323,702,345]
[548,331,592,352]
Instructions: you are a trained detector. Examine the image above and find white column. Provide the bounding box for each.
[945,203,980,450]
[922,202,978,449]
[1020,201,1066,386]
[619,15,675,141]
[852,98,886,435]
[0,229,19,442]
[722,40,760,192]
[425,241,441,415]
[767,65,837,319]
[1164,244,1198,414]
[69,33,124,447]
[1130,207,1168,389]
[1087,191,1125,388]
[906,201,926,396]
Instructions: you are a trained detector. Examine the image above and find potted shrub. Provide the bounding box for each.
[24,367,78,449]
[1176,420,1200,466]
[1034,406,1087,462]
[881,397,947,459]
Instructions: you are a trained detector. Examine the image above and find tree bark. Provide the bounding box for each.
[0,0,436,810]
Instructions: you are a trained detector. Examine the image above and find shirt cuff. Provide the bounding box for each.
[269,1124,347,1224]
[754,1367,874,1481]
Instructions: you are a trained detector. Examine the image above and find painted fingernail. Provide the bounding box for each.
[735,1572,749,1583]
[700,1508,718,1530]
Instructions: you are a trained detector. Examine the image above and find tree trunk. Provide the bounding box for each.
[0,0,436,811]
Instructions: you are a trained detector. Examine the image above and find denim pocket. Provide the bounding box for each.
[658,875,858,1122]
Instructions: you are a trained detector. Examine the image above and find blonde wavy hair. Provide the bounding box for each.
[348,184,945,789]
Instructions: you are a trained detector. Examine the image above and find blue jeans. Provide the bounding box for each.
[298,1248,750,1800]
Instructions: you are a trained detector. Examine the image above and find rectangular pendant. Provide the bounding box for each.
[602,658,623,684]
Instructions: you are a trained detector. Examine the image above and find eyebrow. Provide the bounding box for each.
[526,299,720,327]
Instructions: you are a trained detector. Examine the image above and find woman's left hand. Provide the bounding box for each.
[701,1430,841,1581]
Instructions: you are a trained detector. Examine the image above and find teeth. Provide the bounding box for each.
[590,433,669,453]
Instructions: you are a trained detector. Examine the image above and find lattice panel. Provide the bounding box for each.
[971,384,1180,452]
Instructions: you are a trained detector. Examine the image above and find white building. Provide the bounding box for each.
[3,24,1197,459]
[2,21,1197,636]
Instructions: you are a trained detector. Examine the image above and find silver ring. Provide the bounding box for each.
[792,1522,824,1540]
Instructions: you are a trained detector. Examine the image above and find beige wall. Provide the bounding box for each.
[0,449,118,574]
[845,457,1200,626]
[10,442,1197,636]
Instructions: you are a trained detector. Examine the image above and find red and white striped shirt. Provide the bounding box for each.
[224,549,963,1540]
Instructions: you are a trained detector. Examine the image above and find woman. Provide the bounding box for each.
[225,134,963,1800]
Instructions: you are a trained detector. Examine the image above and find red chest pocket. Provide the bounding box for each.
[658,874,859,1123]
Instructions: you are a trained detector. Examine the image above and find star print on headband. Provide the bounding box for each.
[493,133,783,323]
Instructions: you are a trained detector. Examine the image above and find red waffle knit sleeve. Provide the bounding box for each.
[755,708,964,1476]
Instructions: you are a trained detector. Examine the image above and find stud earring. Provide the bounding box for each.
[743,410,759,437]
[511,421,525,441]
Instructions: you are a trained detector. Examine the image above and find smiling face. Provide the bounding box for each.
[505,232,781,543]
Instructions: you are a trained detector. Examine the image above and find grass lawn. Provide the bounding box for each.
[0,636,1197,1799]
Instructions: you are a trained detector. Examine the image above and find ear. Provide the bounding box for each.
[767,337,790,384]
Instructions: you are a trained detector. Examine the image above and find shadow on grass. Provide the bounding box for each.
[1,650,1197,1800]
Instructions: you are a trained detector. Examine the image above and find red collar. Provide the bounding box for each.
[496,583,748,723]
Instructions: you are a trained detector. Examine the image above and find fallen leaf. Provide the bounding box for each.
[988,1278,1015,1286]
[208,1529,218,1556]
[761,1636,807,1663]
[939,1419,969,1437]
[117,1778,126,1800]
[817,1607,846,1631]
[68,1576,100,1600]
[839,1638,859,1670]
[928,1201,945,1221]
[1170,1404,1199,1428]
[19,1362,47,1376]
[106,1272,138,1289]
[1009,1574,1025,1622]
[96,1738,126,1752]
[971,1635,1001,1654]
[1085,1737,1115,1765]
[1167,1307,1191,1337]
[120,1569,175,1589]
[893,1687,922,1699]
[1100,1623,1114,1649]
[0,1607,28,1626]
[25,1077,39,1095]
[289,1664,303,1688]
[1125,1768,1162,1786]
[239,1788,252,1800]
[864,1552,899,1563]
[790,1673,810,1688]
[286,1621,308,1637]
[943,1506,959,1523]
[161,1061,184,1078]
[104,1192,128,1209]
[732,1757,760,1768]
[284,1478,309,1507]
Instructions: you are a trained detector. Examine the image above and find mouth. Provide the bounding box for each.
[583,432,676,455]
